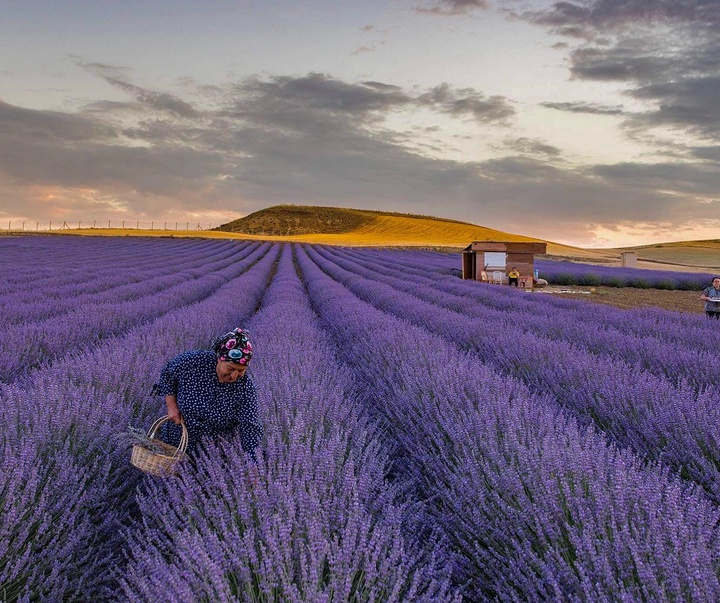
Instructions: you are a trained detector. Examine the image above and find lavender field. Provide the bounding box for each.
[2,236,719,603]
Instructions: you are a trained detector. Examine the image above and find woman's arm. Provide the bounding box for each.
[166,394,182,424]
[237,378,263,460]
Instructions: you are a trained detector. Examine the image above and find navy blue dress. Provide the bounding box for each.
[155,350,263,459]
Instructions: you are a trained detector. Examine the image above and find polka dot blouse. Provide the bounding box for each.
[156,350,263,459]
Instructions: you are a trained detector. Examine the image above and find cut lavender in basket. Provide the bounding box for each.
[115,426,169,455]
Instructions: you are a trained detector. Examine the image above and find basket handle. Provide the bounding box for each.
[147,415,189,457]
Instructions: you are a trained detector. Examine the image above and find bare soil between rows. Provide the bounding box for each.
[535,285,705,315]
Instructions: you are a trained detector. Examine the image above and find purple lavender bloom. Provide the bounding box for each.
[296,244,720,601]
[310,245,720,504]
[120,244,459,602]
[0,239,281,600]
[3,237,719,602]
[534,259,712,290]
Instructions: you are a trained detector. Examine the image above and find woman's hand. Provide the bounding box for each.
[165,395,183,424]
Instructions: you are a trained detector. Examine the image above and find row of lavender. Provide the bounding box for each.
[0,238,244,325]
[313,245,720,503]
[120,245,459,602]
[334,246,717,374]
[0,240,278,601]
[295,244,720,601]
[2,237,719,601]
[0,237,230,295]
[354,246,716,361]
[1,239,456,602]
[0,238,263,382]
[535,259,715,289]
[119,243,720,601]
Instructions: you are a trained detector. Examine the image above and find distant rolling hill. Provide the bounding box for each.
[215,205,613,261]
[606,240,720,270]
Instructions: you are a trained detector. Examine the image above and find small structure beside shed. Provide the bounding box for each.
[462,241,547,288]
[620,251,638,268]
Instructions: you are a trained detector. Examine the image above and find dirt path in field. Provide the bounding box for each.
[534,285,706,315]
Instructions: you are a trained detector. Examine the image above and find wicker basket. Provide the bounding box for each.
[130,415,188,476]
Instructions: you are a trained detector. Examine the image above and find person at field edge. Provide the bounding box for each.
[508,266,520,288]
[153,327,263,460]
[700,277,720,320]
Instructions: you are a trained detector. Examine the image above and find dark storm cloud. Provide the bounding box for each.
[565,34,720,83]
[0,100,117,141]
[501,137,563,157]
[0,93,220,197]
[476,155,720,228]
[525,0,720,35]
[591,160,720,197]
[362,81,404,92]
[81,62,200,118]
[219,74,513,132]
[516,1,717,127]
[692,146,720,161]
[227,73,413,128]
[540,100,624,115]
[415,0,488,16]
[0,133,224,195]
[629,75,720,137]
[417,83,515,124]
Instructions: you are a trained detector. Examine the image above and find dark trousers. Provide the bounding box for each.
[509,277,518,287]
[707,311,720,320]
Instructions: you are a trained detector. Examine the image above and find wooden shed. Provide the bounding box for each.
[462,241,547,287]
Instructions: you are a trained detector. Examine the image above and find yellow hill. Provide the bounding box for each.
[215,205,611,261]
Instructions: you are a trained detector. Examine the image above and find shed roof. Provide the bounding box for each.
[463,241,547,253]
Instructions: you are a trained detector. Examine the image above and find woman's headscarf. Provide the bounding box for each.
[213,328,253,365]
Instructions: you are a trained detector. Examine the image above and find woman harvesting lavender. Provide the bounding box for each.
[700,276,720,320]
[154,327,263,459]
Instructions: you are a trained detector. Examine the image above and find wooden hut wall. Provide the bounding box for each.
[506,253,534,276]
[505,243,546,254]
[470,242,506,252]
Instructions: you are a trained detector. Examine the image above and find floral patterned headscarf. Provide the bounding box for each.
[213,328,253,365]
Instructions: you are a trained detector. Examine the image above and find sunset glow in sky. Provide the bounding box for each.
[1,0,719,247]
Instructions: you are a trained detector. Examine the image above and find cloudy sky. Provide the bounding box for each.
[1,0,719,247]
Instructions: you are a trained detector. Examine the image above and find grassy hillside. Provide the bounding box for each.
[217,205,375,235]
[214,205,612,260]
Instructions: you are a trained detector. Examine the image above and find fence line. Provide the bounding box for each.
[5,220,215,232]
